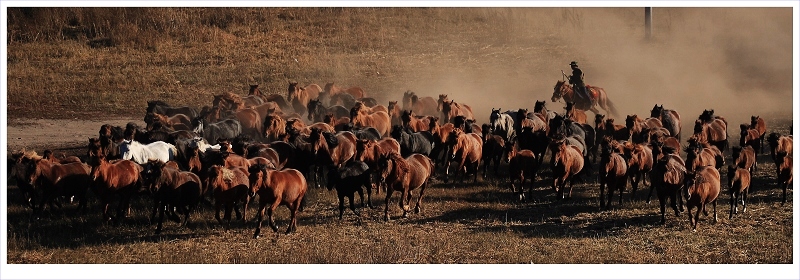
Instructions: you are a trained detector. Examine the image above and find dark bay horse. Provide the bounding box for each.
[552,80,618,117]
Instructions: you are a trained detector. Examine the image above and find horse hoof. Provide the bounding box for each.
[384,215,390,222]
[253,234,260,239]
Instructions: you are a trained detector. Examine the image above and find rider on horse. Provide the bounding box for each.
[568,61,594,107]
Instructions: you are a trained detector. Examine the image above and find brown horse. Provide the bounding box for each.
[288,82,320,115]
[726,165,750,219]
[402,91,438,117]
[248,164,307,236]
[388,101,403,126]
[599,138,629,209]
[401,110,431,132]
[26,157,91,216]
[604,118,630,141]
[377,152,434,221]
[207,165,251,228]
[445,128,483,183]
[323,113,351,132]
[650,105,682,141]
[732,146,757,172]
[145,112,192,131]
[750,116,767,154]
[436,95,474,124]
[739,124,761,155]
[552,80,618,117]
[777,152,793,204]
[623,142,653,201]
[213,92,246,111]
[351,101,387,115]
[685,144,723,175]
[564,102,587,125]
[686,166,721,232]
[651,152,687,224]
[262,114,287,142]
[507,143,538,202]
[552,139,585,200]
[356,137,401,194]
[42,149,82,164]
[768,132,793,170]
[251,101,283,121]
[309,129,358,168]
[142,160,203,234]
[324,82,366,99]
[626,114,663,144]
[693,116,728,152]
[88,150,143,223]
[351,107,391,137]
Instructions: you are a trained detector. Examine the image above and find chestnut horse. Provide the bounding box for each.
[377,152,434,221]
[436,95,474,124]
[777,152,793,204]
[145,112,192,131]
[402,91,438,117]
[356,138,401,193]
[599,138,628,209]
[552,80,618,117]
[739,124,761,155]
[686,166,721,232]
[248,164,307,236]
[445,128,483,183]
[507,143,538,202]
[650,104,682,141]
[651,152,687,224]
[142,160,203,234]
[207,165,251,228]
[564,102,587,125]
[324,82,366,99]
[388,101,403,126]
[768,132,793,178]
[732,145,757,172]
[626,114,662,144]
[26,157,91,216]
[750,116,767,154]
[692,119,729,153]
[350,106,391,137]
[726,165,750,219]
[401,110,436,133]
[88,148,143,223]
[552,139,585,200]
[623,142,653,201]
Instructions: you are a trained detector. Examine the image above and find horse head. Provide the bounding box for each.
[436,94,449,112]
[552,80,568,102]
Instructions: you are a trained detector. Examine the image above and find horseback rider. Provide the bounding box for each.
[568,61,592,106]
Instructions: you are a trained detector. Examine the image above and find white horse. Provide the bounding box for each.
[489,108,515,141]
[188,137,227,153]
[119,140,177,164]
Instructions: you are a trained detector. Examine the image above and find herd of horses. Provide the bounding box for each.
[8,79,794,237]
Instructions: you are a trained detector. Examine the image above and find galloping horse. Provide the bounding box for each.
[552,80,618,117]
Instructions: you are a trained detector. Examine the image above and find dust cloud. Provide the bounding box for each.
[392,8,793,133]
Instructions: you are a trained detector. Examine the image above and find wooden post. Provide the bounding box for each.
[645,7,652,40]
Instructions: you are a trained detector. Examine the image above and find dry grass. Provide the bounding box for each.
[4,7,794,267]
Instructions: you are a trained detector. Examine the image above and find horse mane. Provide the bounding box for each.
[220,166,235,182]
[388,152,409,175]
[23,150,42,160]
[324,132,340,148]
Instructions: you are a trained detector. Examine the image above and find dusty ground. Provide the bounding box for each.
[6,117,143,154]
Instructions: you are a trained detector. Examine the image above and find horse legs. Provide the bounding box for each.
[415,181,428,214]
[224,203,234,228]
[348,193,358,217]
[646,182,656,204]
[215,200,224,225]
[267,200,281,232]
[253,202,267,239]
[729,191,737,219]
[599,178,606,209]
[287,202,299,234]
[630,173,641,201]
[337,192,346,219]
[156,202,165,235]
[742,188,748,213]
[364,182,375,209]
[659,196,667,224]
[400,188,410,218]
[618,181,624,206]
[712,200,718,223]
[383,188,394,221]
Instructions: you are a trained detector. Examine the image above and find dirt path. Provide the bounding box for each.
[6,117,144,153]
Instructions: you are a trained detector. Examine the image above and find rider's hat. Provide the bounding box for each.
[569,61,578,66]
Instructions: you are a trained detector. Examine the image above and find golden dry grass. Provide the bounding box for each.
[4,7,794,267]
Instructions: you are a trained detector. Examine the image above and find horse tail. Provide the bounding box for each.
[603,91,619,118]
[298,194,307,212]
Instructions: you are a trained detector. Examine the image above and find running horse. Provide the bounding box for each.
[552,80,618,117]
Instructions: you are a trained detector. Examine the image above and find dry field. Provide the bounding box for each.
[3,6,796,275]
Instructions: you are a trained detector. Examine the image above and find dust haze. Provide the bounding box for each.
[393,8,793,132]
